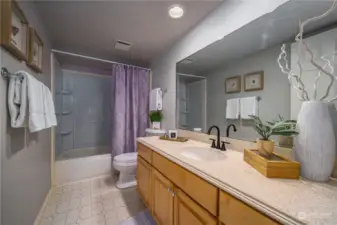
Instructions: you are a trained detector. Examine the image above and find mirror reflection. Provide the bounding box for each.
[176,1,337,147]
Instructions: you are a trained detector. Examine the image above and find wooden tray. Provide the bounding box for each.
[159,136,189,142]
[244,149,300,179]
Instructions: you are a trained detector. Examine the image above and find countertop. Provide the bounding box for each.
[137,136,337,225]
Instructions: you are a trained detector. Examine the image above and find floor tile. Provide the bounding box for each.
[66,209,80,224]
[43,205,57,218]
[69,198,81,209]
[57,202,70,214]
[38,176,149,225]
[80,206,91,219]
[92,202,104,215]
[39,217,53,225]
[81,196,91,206]
[53,212,67,225]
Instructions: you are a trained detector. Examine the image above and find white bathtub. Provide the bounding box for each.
[55,153,112,185]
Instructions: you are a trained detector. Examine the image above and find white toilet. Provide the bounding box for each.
[113,129,166,189]
[113,152,138,189]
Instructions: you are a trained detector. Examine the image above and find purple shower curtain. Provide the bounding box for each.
[111,64,150,157]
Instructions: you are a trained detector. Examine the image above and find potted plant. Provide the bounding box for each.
[270,115,297,147]
[249,115,298,156]
[149,110,163,129]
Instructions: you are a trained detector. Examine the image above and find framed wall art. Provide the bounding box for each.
[244,71,264,91]
[28,27,43,73]
[0,0,29,61]
[225,76,241,93]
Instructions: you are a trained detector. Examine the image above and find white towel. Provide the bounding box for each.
[43,85,57,128]
[150,88,162,111]
[226,98,240,119]
[240,96,258,119]
[8,74,27,128]
[12,71,57,132]
[25,71,46,132]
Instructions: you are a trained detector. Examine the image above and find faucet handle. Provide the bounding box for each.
[221,141,230,151]
[209,138,216,148]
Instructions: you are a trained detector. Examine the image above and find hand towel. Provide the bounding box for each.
[240,96,258,119]
[150,88,162,111]
[22,71,46,132]
[226,98,240,119]
[43,84,57,128]
[8,74,27,128]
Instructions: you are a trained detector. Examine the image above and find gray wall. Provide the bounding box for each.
[55,70,111,156]
[151,0,289,129]
[0,2,52,225]
[206,45,290,140]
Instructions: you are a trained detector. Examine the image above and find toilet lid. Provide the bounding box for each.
[114,152,138,163]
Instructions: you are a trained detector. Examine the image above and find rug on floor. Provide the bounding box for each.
[118,209,156,225]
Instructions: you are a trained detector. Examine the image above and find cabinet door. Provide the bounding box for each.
[136,157,151,207]
[174,188,217,225]
[219,190,280,225]
[152,169,174,225]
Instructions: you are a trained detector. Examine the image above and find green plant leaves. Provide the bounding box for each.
[149,110,163,122]
[248,115,298,140]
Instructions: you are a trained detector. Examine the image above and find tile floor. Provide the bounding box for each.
[39,175,147,225]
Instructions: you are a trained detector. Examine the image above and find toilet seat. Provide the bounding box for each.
[114,152,137,163]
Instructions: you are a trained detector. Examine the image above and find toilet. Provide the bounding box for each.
[113,129,166,189]
[113,152,138,189]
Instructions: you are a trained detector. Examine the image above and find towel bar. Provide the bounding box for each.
[1,67,24,80]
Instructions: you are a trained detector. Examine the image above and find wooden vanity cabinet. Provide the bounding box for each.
[136,157,151,207]
[174,188,217,225]
[152,169,175,225]
[137,143,280,225]
[219,191,279,225]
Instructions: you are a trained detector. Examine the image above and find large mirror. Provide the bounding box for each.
[176,1,337,146]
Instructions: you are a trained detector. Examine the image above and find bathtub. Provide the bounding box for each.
[55,151,112,185]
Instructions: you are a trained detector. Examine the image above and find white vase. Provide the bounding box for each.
[294,101,336,182]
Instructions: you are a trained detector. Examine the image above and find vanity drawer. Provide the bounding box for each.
[219,191,279,225]
[152,151,218,216]
[137,143,152,163]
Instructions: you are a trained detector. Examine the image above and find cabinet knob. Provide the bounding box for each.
[168,187,171,192]
[172,192,175,197]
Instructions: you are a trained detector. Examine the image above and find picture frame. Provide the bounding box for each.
[225,76,241,93]
[28,27,43,73]
[0,0,29,61]
[244,71,264,92]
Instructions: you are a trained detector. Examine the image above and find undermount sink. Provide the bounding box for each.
[180,147,227,161]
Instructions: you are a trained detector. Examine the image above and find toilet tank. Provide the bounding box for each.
[145,128,166,137]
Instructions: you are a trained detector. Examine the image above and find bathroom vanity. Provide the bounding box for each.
[136,136,337,225]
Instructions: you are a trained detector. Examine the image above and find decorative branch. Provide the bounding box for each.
[277,44,309,101]
[278,0,337,102]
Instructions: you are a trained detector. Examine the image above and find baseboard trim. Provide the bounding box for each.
[34,187,53,225]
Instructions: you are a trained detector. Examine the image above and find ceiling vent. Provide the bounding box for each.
[180,58,193,64]
[114,40,132,51]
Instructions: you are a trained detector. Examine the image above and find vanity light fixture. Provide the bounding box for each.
[168,5,184,19]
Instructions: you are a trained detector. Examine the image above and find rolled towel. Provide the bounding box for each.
[8,74,27,128]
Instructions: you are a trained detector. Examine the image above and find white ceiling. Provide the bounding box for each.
[34,0,223,68]
[177,1,337,76]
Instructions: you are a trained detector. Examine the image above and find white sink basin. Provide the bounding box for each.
[180,147,227,161]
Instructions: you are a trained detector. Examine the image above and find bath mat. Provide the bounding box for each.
[118,209,156,225]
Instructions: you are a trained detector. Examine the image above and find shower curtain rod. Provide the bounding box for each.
[51,49,151,71]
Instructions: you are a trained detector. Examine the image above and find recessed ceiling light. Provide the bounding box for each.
[168,5,184,19]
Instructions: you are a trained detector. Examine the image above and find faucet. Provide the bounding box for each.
[207,125,229,151]
[226,124,237,137]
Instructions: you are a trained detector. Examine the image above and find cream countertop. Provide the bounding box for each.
[137,136,337,225]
